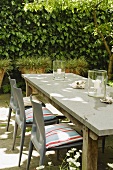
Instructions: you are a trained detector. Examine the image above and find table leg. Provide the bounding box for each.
[26,81,32,97]
[82,126,98,170]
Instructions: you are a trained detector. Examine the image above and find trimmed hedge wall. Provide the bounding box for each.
[0,0,112,70]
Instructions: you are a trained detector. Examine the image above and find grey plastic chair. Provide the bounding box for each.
[6,77,33,131]
[12,86,59,167]
[26,99,83,170]
[6,77,63,131]
[6,78,17,131]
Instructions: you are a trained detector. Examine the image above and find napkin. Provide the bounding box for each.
[70,80,86,89]
[100,96,113,104]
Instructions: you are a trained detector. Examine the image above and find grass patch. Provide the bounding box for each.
[0,124,6,127]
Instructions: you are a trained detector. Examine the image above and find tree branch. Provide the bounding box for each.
[93,6,113,79]
[93,9,111,56]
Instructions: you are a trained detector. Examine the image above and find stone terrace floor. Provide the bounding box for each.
[0,94,113,170]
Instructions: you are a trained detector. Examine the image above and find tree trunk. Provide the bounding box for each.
[93,8,112,80]
[108,54,113,80]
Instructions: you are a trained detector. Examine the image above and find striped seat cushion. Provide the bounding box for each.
[45,123,82,149]
[42,107,56,121]
[25,107,57,123]
[25,108,33,123]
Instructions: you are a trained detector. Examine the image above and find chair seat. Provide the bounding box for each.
[25,107,57,123]
[45,123,83,149]
[23,96,40,107]
[23,97,32,107]
[26,100,83,169]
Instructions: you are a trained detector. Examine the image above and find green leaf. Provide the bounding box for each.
[19,51,24,56]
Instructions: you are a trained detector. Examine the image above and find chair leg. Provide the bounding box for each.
[6,107,12,131]
[18,126,26,167]
[56,150,60,160]
[12,122,18,150]
[26,141,34,170]
[39,148,46,166]
[102,136,106,153]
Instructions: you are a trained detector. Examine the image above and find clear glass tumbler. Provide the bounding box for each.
[88,70,107,98]
[53,60,65,80]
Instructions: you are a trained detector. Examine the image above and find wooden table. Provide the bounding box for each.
[22,73,113,170]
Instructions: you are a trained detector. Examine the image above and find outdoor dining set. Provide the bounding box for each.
[6,60,113,170]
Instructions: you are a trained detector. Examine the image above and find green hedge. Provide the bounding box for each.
[0,0,113,70]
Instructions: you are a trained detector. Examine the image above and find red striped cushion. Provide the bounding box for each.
[25,107,57,123]
[42,107,56,121]
[25,108,33,123]
[45,124,82,148]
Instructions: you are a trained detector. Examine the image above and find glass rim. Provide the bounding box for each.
[88,69,107,73]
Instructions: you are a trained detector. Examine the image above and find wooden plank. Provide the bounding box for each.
[82,126,98,170]
[26,81,32,96]
[89,131,98,140]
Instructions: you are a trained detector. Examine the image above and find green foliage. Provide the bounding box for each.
[108,80,113,87]
[0,59,13,71]
[2,84,11,93]
[16,56,52,71]
[65,56,89,76]
[0,0,112,72]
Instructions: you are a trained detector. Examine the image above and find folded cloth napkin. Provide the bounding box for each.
[100,96,113,104]
[70,80,86,89]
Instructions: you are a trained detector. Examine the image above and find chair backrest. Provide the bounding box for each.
[9,77,17,110]
[13,86,26,124]
[31,99,46,165]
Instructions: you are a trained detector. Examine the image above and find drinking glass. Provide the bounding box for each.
[88,70,107,98]
[53,60,65,80]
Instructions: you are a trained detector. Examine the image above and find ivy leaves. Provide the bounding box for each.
[0,0,112,71]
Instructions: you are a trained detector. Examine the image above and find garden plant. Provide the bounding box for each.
[0,0,112,91]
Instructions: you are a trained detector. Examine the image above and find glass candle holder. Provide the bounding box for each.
[53,60,65,80]
[88,70,107,98]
